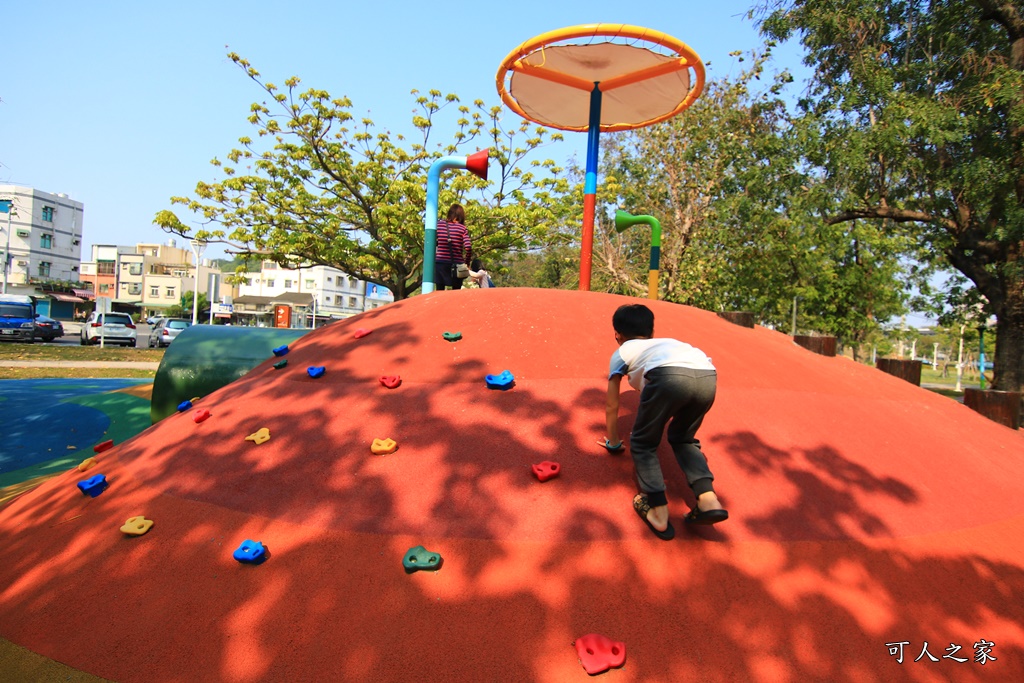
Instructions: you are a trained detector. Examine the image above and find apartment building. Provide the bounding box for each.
[0,185,84,291]
[79,240,220,317]
[235,261,388,326]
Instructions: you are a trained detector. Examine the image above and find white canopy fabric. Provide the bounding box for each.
[508,43,693,131]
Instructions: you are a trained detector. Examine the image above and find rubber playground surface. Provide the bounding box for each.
[0,379,153,505]
[1,288,1022,682]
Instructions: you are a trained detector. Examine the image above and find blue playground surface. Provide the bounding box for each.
[0,378,153,489]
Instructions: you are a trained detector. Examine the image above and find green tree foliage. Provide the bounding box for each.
[759,0,1024,391]
[155,54,572,300]
[596,49,909,352]
[165,291,208,320]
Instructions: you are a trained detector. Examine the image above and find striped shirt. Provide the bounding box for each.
[435,220,472,264]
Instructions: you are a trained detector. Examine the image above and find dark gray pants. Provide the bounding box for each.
[630,367,717,507]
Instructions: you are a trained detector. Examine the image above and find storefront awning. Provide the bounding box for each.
[43,292,84,303]
[72,289,95,300]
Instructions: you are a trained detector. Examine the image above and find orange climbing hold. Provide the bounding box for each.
[371,438,398,455]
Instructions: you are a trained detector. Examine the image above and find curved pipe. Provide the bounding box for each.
[422,151,489,294]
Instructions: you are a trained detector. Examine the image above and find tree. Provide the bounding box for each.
[155,54,573,300]
[595,49,909,350]
[166,291,209,320]
[759,0,1024,392]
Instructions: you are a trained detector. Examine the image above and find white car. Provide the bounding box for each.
[81,311,137,347]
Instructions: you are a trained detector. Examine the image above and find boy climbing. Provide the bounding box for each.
[604,303,728,540]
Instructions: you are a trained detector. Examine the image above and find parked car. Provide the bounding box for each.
[0,294,37,343]
[146,315,166,326]
[33,315,64,341]
[148,318,192,347]
[81,311,137,347]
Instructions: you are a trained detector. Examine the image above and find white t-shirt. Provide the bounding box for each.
[609,338,715,392]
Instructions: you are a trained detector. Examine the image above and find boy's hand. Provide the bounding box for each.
[600,438,625,454]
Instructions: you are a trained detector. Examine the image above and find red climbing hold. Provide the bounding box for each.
[574,633,626,675]
[93,439,114,453]
[353,328,372,339]
[379,375,402,389]
[531,461,561,482]
[193,409,211,423]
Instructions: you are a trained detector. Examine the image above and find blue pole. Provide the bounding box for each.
[422,156,469,294]
[579,83,602,291]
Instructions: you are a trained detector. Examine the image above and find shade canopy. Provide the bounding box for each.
[497,24,704,132]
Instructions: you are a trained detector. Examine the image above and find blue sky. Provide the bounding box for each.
[3,1,807,261]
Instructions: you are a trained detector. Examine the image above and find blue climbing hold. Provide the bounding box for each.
[485,370,515,390]
[307,366,326,378]
[233,540,268,564]
[272,345,290,357]
[77,474,108,498]
[177,400,193,412]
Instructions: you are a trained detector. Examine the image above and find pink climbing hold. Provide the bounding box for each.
[353,328,372,339]
[193,409,211,423]
[531,461,561,482]
[379,375,402,389]
[574,633,626,675]
[93,439,114,453]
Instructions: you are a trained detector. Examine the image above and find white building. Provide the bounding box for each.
[236,261,391,326]
[0,185,84,291]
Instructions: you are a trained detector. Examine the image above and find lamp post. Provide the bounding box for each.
[189,240,206,325]
[0,199,15,295]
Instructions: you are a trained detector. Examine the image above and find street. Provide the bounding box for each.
[45,320,152,348]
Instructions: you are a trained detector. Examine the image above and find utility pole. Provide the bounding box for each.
[0,198,15,295]
[189,240,206,325]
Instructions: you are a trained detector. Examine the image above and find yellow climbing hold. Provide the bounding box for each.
[77,457,97,472]
[245,428,271,445]
[371,438,398,455]
[120,516,154,536]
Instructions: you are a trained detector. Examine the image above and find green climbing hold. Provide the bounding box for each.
[403,545,444,573]
[273,359,288,369]
[442,331,462,342]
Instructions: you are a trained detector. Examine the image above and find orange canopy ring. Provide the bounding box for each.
[496,23,705,133]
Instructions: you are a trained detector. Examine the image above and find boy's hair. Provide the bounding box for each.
[612,304,654,338]
[471,258,482,271]
[447,203,466,223]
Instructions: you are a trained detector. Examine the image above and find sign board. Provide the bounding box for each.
[96,296,112,314]
[211,303,234,315]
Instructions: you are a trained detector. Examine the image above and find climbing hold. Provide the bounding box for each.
[485,370,515,390]
[233,539,268,565]
[177,400,193,412]
[77,474,108,498]
[574,634,626,675]
[273,359,288,369]
[353,328,372,339]
[307,366,326,378]
[442,331,462,342]
[272,344,289,357]
[193,409,211,423]
[245,428,271,445]
[93,439,114,453]
[77,457,97,472]
[371,438,398,455]
[190,396,201,403]
[120,516,154,536]
[379,375,402,389]
[403,545,443,573]
[532,461,561,482]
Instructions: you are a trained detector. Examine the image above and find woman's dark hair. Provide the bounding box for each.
[471,259,482,271]
[447,203,465,223]
[612,304,654,338]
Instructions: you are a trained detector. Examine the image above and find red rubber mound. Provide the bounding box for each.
[2,288,1022,682]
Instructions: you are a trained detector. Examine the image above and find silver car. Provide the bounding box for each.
[149,318,192,347]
